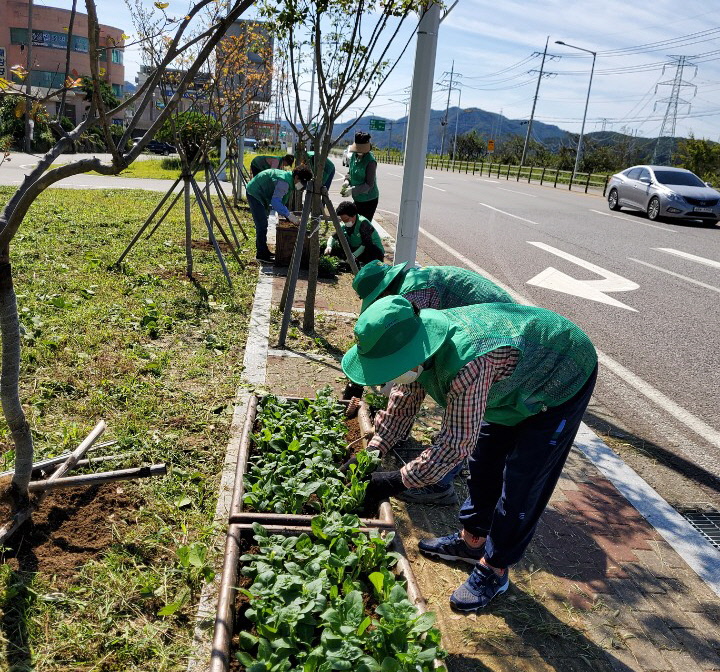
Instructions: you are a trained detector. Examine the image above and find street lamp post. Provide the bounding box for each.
[555,40,596,181]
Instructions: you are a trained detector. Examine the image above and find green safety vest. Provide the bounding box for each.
[397,266,514,308]
[246,168,293,210]
[417,303,597,425]
[330,215,383,255]
[306,151,336,184]
[348,152,379,202]
[250,155,276,173]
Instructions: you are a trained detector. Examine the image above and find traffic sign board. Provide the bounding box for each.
[369,119,386,131]
[488,139,495,152]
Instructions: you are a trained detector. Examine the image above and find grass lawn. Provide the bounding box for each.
[0,187,258,670]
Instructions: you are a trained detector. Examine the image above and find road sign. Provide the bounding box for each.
[369,119,386,131]
[488,139,495,152]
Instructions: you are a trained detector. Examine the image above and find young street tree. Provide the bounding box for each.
[261,0,424,332]
[0,0,254,525]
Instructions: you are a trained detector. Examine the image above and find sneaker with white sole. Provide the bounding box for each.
[397,483,458,506]
[450,563,509,611]
[418,532,485,565]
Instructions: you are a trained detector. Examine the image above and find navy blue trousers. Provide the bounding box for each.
[458,366,597,568]
[247,193,270,257]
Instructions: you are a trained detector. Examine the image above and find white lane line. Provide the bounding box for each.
[419,224,720,594]
[478,178,498,183]
[388,173,403,178]
[497,187,537,198]
[425,184,446,192]
[377,207,399,218]
[575,425,720,598]
[655,248,720,270]
[418,226,720,450]
[629,258,720,294]
[478,202,540,226]
[590,209,677,232]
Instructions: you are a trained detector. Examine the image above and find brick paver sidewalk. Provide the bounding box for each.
[259,262,720,672]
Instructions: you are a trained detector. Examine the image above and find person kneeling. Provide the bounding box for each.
[324,201,385,268]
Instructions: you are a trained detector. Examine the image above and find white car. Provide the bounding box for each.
[342,145,353,167]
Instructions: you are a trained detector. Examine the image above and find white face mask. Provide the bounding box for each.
[391,365,423,385]
[295,181,304,190]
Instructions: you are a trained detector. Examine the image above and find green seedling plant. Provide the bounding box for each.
[243,389,380,514]
[236,513,446,671]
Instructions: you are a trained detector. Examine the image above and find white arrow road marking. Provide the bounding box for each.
[655,248,720,270]
[497,187,537,197]
[419,225,720,451]
[590,209,677,232]
[629,258,720,294]
[527,241,639,311]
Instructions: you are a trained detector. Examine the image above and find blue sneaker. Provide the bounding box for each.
[450,564,509,611]
[398,483,458,506]
[418,532,484,565]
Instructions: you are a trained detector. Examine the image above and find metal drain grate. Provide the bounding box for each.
[679,507,720,550]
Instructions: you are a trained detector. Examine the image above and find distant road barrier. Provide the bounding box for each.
[375,150,611,196]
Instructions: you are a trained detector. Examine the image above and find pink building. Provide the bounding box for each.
[0,0,125,124]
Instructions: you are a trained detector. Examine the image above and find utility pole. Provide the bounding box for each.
[438,62,462,158]
[451,87,461,166]
[394,1,442,265]
[652,55,696,163]
[24,0,34,153]
[521,36,551,166]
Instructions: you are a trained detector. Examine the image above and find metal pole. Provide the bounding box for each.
[451,88,461,168]
[521,36,549,167]
[24,0,34,153]
[394,2,441,266]
[439,60,454,159]
[573,51,596,180]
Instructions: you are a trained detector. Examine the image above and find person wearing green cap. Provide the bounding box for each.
[341,295,597,612]
[350,261,516,505]
[324,201,385,267]
[250,154,295,177]
[353,261,514,314]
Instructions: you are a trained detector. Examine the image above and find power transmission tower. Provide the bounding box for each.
[437,62,462,158]
[651,55,697,163]
[520,37,559,166]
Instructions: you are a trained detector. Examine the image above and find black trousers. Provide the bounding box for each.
[458,365,598,568]
[354,198,378,222]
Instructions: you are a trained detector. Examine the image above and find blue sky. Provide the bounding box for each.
[38,0,720,140]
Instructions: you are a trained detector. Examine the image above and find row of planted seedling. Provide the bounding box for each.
[216,389,446,671]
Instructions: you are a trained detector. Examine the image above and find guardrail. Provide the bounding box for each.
[374,151,611,195]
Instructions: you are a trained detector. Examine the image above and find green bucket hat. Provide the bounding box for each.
[352,260,409,313]
[342,295,449,386]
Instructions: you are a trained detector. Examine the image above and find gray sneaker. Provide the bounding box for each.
[418,531,485,565]
[397,483,458,506]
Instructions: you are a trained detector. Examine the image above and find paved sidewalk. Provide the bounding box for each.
[246,222,720,672]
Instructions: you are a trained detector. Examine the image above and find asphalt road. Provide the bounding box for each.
[367,164,720,480]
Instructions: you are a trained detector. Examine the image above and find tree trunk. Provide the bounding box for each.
[0,255,33,496]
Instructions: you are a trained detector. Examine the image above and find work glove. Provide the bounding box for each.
[363,470,407,512]
[324,243,333,256]
[339,454,359,474]
[286,213,299,225]
[340,183,350,197]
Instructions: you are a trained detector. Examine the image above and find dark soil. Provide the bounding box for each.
[1,484,135,580]
[187,238,234,253]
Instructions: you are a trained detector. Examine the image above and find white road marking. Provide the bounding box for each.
[478,178,498,183]
[590,208,677,232]
[418,226,720,451]
[388,173,403,178]
[478,202,539,225]
[629,258,720,294]
[377,208,399,218]
[497,187,537,198]
[425,184,446,192]
[655,248,720,270]
[527,241,639,311]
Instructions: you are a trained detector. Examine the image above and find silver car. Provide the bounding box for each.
[342,145,353,167]
[607,165,720,224]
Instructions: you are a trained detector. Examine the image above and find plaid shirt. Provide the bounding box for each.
[368,347,520,488]
[402,288,440,310]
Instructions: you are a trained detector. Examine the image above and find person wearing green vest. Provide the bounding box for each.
[349,261,516,505]
[341,131,379,222]
[353,261,515,314]
[306,151,336,191]
[341,296,597,611]
[324,201,385,267]
[250,154,294,177]
[246,165,313,263]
